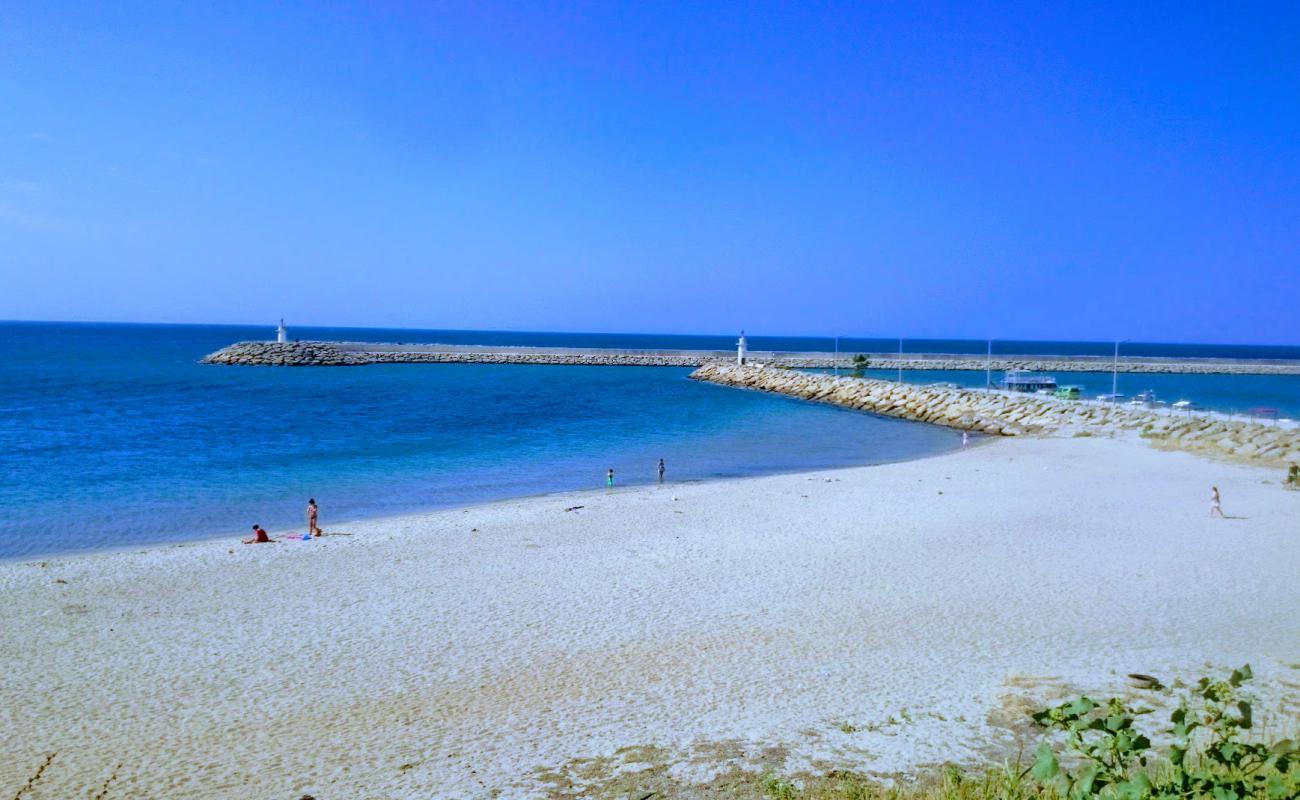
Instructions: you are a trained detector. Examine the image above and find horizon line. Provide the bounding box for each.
[1,317,1297,351]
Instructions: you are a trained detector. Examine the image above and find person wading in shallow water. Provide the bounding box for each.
[607,468,615,487]
[307,498,321,537]
[657,458,666,482]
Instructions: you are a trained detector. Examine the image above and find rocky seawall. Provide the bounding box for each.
[690,363,1300,467]
[202,341,1300,374]
[202,341,712,367]
[201,342,368,366]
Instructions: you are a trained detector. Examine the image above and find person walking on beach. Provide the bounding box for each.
[243,524,272,544]
[307,498,321,537]
[1286,463,1299,490]
[961,431,969,447]
[657,458,666,482]
[607,468,615,487]
[1210,486,1225,518]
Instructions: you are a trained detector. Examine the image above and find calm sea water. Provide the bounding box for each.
[0,322,965,560]
[3,322,1298,561]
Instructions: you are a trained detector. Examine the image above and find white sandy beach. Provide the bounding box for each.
[2,435,1299,799]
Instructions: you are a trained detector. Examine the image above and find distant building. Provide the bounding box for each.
[999,370,1056,393]
[737,331,748,365]
[277,319,287,343]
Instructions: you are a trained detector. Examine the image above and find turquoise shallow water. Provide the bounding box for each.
[4,322,1298,561]
[0,323,965,560]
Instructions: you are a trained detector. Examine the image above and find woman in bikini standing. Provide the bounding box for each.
[307,498,321,537]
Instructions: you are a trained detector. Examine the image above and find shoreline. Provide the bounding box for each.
[2,437,985,567]
[4,433,1298,798]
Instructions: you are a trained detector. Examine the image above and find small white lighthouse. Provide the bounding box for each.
[276,318,287,343]
[736,330,748,365]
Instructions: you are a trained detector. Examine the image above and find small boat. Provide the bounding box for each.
[1171,399,1195,411]
[1054,385,1082,400]
[1000,370,1057,393]
[1097,392,1126,403]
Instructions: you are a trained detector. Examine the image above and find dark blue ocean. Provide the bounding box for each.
[3,321,1299,561]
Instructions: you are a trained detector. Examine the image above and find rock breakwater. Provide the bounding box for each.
[690,363,1300,466]
[201,342,367,366]
[202,341,713,367]
[202,341,1300,374]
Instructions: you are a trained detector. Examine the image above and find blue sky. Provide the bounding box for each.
[1,2,1297,343]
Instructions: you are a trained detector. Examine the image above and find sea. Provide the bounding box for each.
[3,321,1298,561]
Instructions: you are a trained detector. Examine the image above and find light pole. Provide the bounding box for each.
[1111,340,1126,402]
[897,337,903,382]
[986,338,993,391]
[834,336,839,375]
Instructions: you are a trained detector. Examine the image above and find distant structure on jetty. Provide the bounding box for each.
[200,339,1300,375]
[276,319,287,344]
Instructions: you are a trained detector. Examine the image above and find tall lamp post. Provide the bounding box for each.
[1111,340,1127,402]
[1112,341,1119,400]
[834,336,839,375]
[897,337,903,382]
[986,338,993,391]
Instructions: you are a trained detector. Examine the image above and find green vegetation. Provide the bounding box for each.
[851,354,870,378]
[1030,665,1295,800]
[760,666,1297,800]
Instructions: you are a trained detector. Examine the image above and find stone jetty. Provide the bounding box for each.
[690,363,1300,467]
[202,341,366,366]
[202,341,709,367]
[202,341,1300,375]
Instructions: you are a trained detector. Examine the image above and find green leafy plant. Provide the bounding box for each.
[850,354,870,378]
[1031,665,1297,800]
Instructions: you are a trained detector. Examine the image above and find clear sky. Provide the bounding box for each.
[1,2,1297,343]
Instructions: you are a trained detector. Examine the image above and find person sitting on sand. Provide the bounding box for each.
[243,524,273,544]
[1210,486,1225,518]
[307,498,321,537]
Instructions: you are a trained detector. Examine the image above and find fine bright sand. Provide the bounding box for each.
[2,436,1299,798]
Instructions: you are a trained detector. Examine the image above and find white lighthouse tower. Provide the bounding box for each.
[736,330,748,365]
[276,318,287,344]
